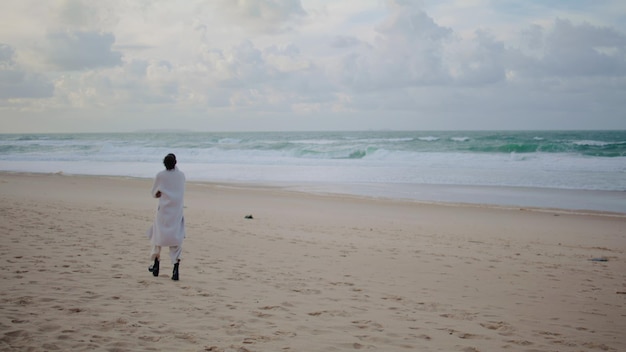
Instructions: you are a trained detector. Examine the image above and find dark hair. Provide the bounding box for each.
[163,153,177,170]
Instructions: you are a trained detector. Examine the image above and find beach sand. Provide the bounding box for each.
[1,172,624,352]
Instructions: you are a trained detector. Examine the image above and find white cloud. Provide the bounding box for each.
[0,0,625,132]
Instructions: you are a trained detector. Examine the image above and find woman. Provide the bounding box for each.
[146,153,186,281]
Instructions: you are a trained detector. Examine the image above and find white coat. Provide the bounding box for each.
[146,168,186,246]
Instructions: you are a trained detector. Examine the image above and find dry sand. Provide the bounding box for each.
[0,172,624,352]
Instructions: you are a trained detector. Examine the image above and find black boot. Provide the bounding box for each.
[148,258,160,277]
[171,262,179,281]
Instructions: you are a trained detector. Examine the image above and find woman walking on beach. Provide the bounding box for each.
[146,153,186,281]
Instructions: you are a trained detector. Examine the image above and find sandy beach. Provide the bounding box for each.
[0,172,624,352]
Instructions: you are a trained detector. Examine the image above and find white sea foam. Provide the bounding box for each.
[1,131,625,212]
[418,136,439,141]
[573,140,609,146]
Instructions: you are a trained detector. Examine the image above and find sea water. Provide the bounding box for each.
[1,130,625,213]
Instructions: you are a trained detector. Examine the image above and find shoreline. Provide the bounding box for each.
[277,181,626,216]
[3,170,625,216]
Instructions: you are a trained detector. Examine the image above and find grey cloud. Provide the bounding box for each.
[265,43,300,57]
[338,9,453,91]
[376,8,451,42]
[216,0,306,33]
[121,60,179,104]
[337,8,626,99]
[45,30,122,70]
[232,40,264,65]
[125,59,149,77]
[517,19,626,77]
[0,70,55,99]
[453,30,507,86]
[0,44,54,99]
[330,36,361,49]
[57,0,99,29]
[193,39,331,109]
[199,40,282,89]
[0,44,14,64]
[328,5,626,124]
[224,40,279,88]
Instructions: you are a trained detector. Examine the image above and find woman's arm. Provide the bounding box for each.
[151,173,162,198]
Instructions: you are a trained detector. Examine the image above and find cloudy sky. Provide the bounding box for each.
[1,0,625,133]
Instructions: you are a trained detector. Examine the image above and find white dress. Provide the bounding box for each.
[146,168,186,247]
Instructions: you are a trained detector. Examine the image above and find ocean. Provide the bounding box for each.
[1,130,625,213]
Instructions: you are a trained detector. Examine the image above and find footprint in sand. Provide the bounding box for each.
[480,320,514,335]
[351,320,384,332]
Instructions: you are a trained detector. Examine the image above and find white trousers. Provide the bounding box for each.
[151,245,182,264]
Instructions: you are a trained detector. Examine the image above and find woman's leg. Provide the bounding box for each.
[149,245,161,276]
